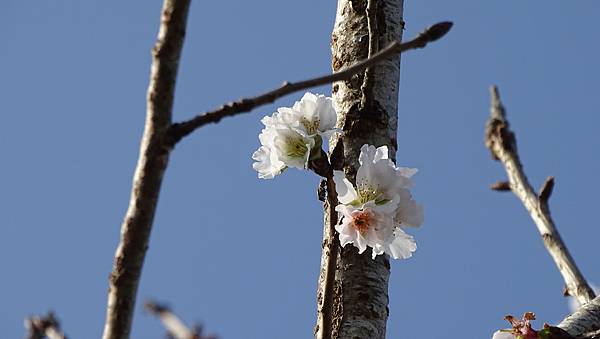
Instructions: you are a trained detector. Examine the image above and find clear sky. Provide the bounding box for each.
[2,1,599,338]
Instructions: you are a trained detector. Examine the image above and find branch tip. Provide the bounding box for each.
[490,181,511,191]
[423,21,453,42]
[538,176,555,203]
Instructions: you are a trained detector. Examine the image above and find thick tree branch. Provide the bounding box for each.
[484,85,595,305]
[145,301,215,339]
[25,312,67,339]
[102,1,191,338]
[168,21,452,144]
[559,295,600,337]
[360,0,379,109]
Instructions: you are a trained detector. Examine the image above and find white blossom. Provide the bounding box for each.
[333,144,423,259]
[278,92,338,138]
[335,199,398,259]
[491,330,514,339]
[252,92,338,179]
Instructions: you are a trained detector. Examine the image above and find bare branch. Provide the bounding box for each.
[309,153,341,339]
[145,301,215,339]
[490,181,511,191]
[25,312,67,339]
[168,21,453,144]
[539,176,555,204]
[102,1,191,338]
[484,85,595,305]
[559,295,600,337]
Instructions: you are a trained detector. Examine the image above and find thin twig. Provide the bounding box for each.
[309,152,341,339]
[145,301,215,339]
[484,85,595,305]
[320,173,340,339]
[25,312,68,339]
[168,21,453,144]
[360,0,379,109]
[102,1,191,338]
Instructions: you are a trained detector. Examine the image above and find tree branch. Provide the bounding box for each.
[484,85,595,305]
[145,300,215,339]
[168,21,453,144]
[360,0,379,109]
[559,295,600,337]
[102,1,191,338]
[25,312,67,339]
[309,152,341,339]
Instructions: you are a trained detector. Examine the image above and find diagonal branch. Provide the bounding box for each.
[484,85,595,306]
[25,312,68,339]
[145,300,216,339]
[168,21,453,144]
[102,1,191,338]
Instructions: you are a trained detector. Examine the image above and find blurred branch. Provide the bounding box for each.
[102,1,191,338]
[168,21,453,144]
[25,312,67,339]
[484,85,595,305]
[145,301,216,339]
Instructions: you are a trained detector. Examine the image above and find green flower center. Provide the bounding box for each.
[284,137,308,158]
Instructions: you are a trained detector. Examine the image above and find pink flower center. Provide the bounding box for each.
[352,210,374,235]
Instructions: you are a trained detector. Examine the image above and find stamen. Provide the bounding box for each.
[300,117,320,135]
[352,210,374,235]
[285,137,308,158]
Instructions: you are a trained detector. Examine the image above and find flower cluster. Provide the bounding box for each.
[252,92,337,179]
[334,145,423,259]
[252,93,423,261]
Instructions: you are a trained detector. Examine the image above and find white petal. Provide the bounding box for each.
[333,170,358,204]
[358,144,378,165]
[385,228,417,259]
[398,167,418,178]
[374,145,389,162]
[316,95,337,132]
[252,146,284,179]
[491,330,514,339]
[396,189,424,228]
[273,128,314,169]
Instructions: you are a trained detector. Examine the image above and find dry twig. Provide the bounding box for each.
[145,301,216,339]
[102,1,191,338]
[168,21,453,144]
[25,312,67,339]
[484,85,595,305]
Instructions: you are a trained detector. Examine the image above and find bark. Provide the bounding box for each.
[316,0,405,338]
[559,295,600,337]
[485,86,595,306]
[102,1,191,338]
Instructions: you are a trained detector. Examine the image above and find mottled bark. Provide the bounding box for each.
[316,0,405,338]
[559,296,600,337]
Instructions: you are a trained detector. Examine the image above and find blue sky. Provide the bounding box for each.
[2,1,599,338]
